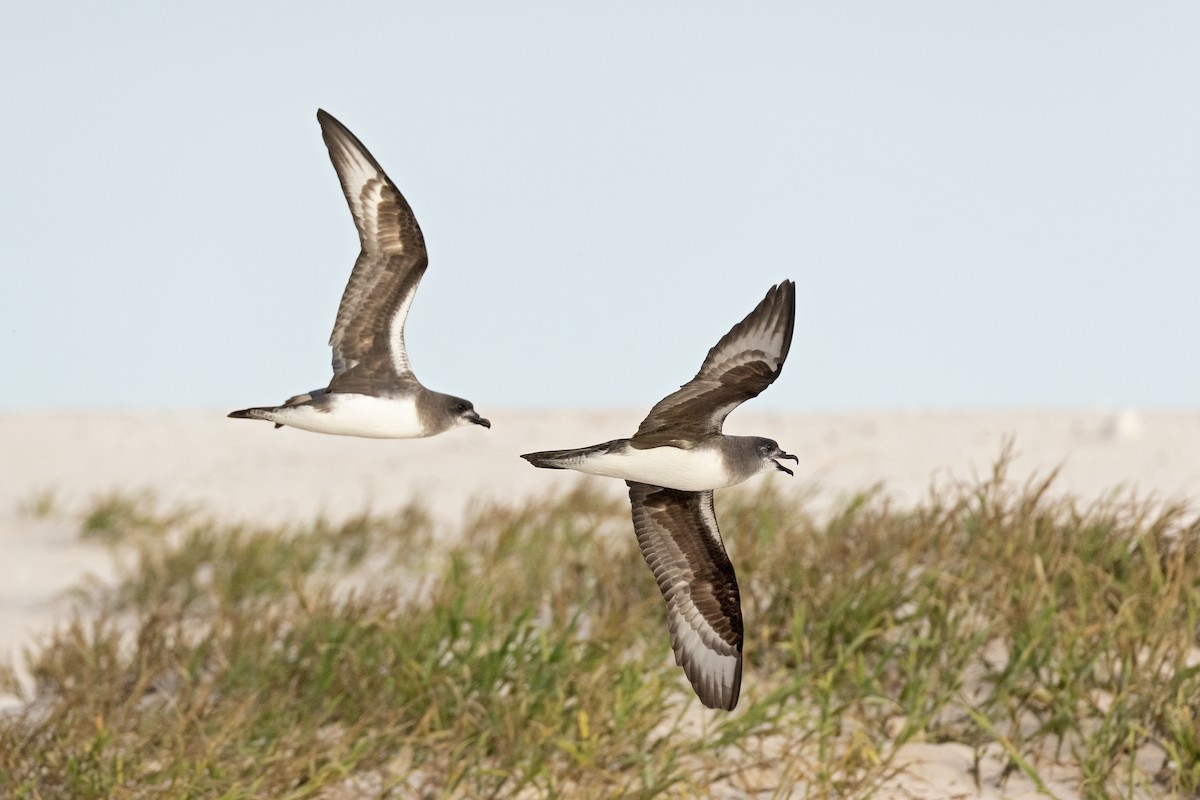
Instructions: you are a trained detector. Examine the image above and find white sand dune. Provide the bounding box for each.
[1,408,1197,797]
[4,408,1196,525]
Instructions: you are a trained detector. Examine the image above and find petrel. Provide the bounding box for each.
[521,281,796,710]
[228,110,490,438]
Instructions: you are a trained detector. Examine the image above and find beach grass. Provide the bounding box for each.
[1,454,1198,798]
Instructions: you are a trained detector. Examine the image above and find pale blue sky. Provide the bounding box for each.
[2,3,1197,411]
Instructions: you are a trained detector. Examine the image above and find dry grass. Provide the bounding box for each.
[1,454,1198,798]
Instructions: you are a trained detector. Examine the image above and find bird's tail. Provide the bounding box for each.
[227,406,285,429]
[229,389,323,430]
[520,442,613,470]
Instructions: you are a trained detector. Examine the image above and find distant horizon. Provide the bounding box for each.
[2,403,1191,415]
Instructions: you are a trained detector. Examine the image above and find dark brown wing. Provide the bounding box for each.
[316,109,428,391]
[630,281,795,449]
[627,482,743,710]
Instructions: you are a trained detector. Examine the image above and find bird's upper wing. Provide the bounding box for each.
[630,281,795,449]
[627,481,743,711]
[317,109,428,391]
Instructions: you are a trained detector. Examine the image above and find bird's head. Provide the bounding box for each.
[448,397,491,430]
[754,437,798,476]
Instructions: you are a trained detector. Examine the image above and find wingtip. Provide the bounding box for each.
[770,278,796,301]
[727,657,743,711]
[686,651,742,711]
[768,279,797,359]
[316,108,341,132]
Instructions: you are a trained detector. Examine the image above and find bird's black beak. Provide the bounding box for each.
[773,448,797,476]
[774,460,794,476]
[469,412,491,429]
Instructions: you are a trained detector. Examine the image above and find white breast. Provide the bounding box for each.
[270,394,426,439]
[573,445,733,492]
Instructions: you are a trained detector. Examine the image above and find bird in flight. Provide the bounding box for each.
[522,281,796,709]
[229,109,490,438]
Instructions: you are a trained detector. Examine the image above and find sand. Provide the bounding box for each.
[1,408,1197,796]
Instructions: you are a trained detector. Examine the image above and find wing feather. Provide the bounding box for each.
[631,281,795,448]
[627,481,743,710]
[316,109,428,389]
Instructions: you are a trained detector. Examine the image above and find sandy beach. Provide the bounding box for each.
[2,408,1197,797]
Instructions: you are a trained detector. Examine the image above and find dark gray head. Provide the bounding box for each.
[424,392,491,433]
[751,437,798,476]
[449,396,490,429]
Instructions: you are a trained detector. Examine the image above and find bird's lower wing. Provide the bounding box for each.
[627,482,743,710]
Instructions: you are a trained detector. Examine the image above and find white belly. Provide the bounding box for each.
[271,394,426,439]
[574,446,733,492]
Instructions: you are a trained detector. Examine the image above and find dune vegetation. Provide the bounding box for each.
[1,454,1198,799]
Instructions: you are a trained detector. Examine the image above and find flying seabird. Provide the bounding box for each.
[521,281,796,710]
[228,110,490,438]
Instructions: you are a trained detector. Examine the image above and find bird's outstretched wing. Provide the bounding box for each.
[627,481,743,710]
[317,109,428,393]
[631,281,795,449]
